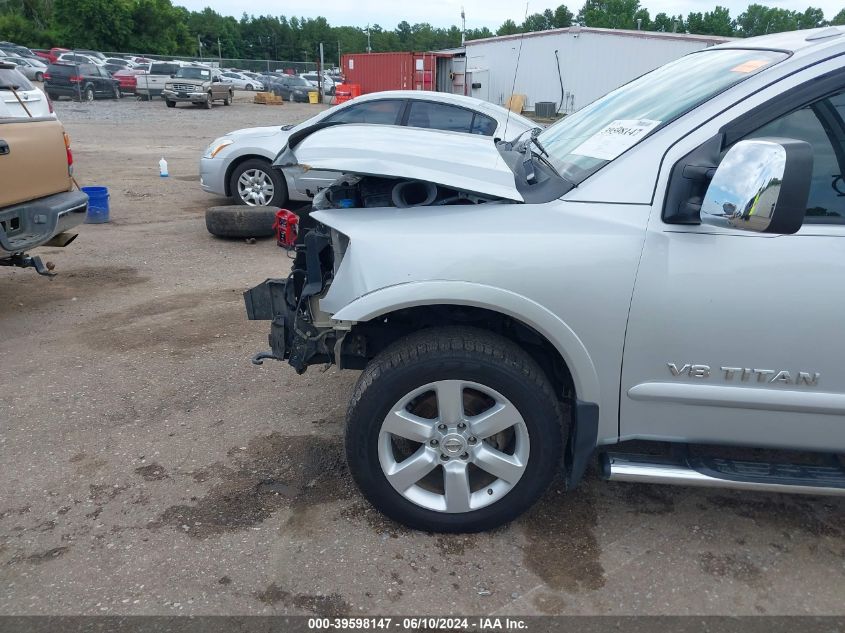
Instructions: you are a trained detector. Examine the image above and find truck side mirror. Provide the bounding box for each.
[701,138,813,234]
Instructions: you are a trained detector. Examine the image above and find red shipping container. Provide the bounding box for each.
[341,52,443,94]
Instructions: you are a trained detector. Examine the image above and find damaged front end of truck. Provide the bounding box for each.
[243,122,570,374]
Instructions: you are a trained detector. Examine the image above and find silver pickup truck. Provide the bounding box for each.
[246,27,845,532]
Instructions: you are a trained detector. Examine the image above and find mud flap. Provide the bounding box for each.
[565,400,600,489]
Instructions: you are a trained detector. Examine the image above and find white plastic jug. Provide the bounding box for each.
[159,158,169,178]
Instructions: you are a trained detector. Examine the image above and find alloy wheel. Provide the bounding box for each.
[377,380,530,513]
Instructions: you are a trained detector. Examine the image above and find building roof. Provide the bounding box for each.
[465,26,735,47]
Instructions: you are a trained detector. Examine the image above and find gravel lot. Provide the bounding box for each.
[1,94,844,618]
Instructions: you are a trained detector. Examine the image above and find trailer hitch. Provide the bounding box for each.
[0,254,56,277]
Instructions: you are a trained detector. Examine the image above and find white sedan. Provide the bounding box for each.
[219,72,263,91]
[200,90,537,207]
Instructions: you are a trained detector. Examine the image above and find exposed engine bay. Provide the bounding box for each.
[312,175,508,211]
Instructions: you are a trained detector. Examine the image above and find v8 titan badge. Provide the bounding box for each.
[570,118,661,161]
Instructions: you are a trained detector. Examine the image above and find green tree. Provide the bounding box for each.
[395,20,411,44]
[53,0,133,50]
[552,4,574,27]
[522,12,551,31]
[701,7,734,36]
[797,6,826,28]
[496,19,520,35]
[832,8,845,25]
[578,0,642,29]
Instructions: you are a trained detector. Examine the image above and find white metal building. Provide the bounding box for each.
[462,26,733,113]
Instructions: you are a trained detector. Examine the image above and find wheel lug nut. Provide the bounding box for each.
[440,454,449,461]
[457,422,466,430]
[460,452,469,460]
[430,439,439,447]
[468,436,477,444]
[437,423,447,431]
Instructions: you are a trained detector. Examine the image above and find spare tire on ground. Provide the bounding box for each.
[205,205,278,238]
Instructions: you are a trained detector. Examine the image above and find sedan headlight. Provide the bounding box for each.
[204,139,234,159]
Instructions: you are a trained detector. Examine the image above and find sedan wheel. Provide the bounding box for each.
[84,86,94,102]
[346,326,565,532]
[237,168,276,206]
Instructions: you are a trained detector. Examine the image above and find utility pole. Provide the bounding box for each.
[217,37,222,64]
[337,40,341,71]
[318,42,324,101]
[366,25,372,53]
[197,34,203,62]
[461,7,466,45]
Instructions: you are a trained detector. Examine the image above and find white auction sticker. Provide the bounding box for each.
[570,119,661,161]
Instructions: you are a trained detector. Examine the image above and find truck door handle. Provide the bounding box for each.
[0,140,8,156]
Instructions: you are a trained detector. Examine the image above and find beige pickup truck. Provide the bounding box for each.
[0,116,87,275]
[162,66,232,109]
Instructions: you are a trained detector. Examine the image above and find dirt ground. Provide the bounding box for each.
[1,94,844,617]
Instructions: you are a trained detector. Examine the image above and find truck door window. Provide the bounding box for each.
[738,92,845,224]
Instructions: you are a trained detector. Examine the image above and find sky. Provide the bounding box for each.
[179,0,844,30]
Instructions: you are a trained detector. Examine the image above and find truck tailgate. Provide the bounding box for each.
[0,117,71,208]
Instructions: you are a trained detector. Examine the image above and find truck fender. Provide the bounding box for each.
[329,280,601,405]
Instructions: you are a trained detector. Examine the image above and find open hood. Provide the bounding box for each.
[274,124,524,202]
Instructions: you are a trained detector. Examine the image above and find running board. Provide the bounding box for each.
[602,453,845,496]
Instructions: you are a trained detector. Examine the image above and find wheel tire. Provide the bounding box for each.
[289,92,294,103]
[113,85,121,99]
[345,326,565,533]
[35,72,44,82]
[245,84,253,91]
[84,86,94,102]
[204,205,278,238]
[229,159,287,207]
[204,92,213,109]
[165,100,176,108]
[224,91,232,106]
[47,91,58,100]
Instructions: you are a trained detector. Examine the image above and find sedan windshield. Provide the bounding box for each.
[539,48,788,185]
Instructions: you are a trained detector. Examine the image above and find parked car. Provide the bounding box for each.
[219,71,262,91]
[4,56,47,82]
[0,42,37,58]
[0,112,86,276]
[34,48,69,64]
[269,74,316,102]
[243,27,845,532]
[56,52,105,67]
[112,68,146,94]
[300,72,335,95]
[44,62,121,101]
[162,66,232,109]
[104,58,137,69]
[201,90,536,207]
[135,61,182,100]
[0,62,54,118]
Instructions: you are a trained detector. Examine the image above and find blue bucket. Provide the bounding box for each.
[81,186,110,224]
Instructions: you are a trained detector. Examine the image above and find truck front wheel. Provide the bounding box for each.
[204,92,213,109]
[165,99,176,108]
[345,326,565,532]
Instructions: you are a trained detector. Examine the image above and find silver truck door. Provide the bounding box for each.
[621,72,845,453]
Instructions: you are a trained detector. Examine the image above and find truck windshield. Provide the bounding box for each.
[539,48,788,185]
[175,67,211,80]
